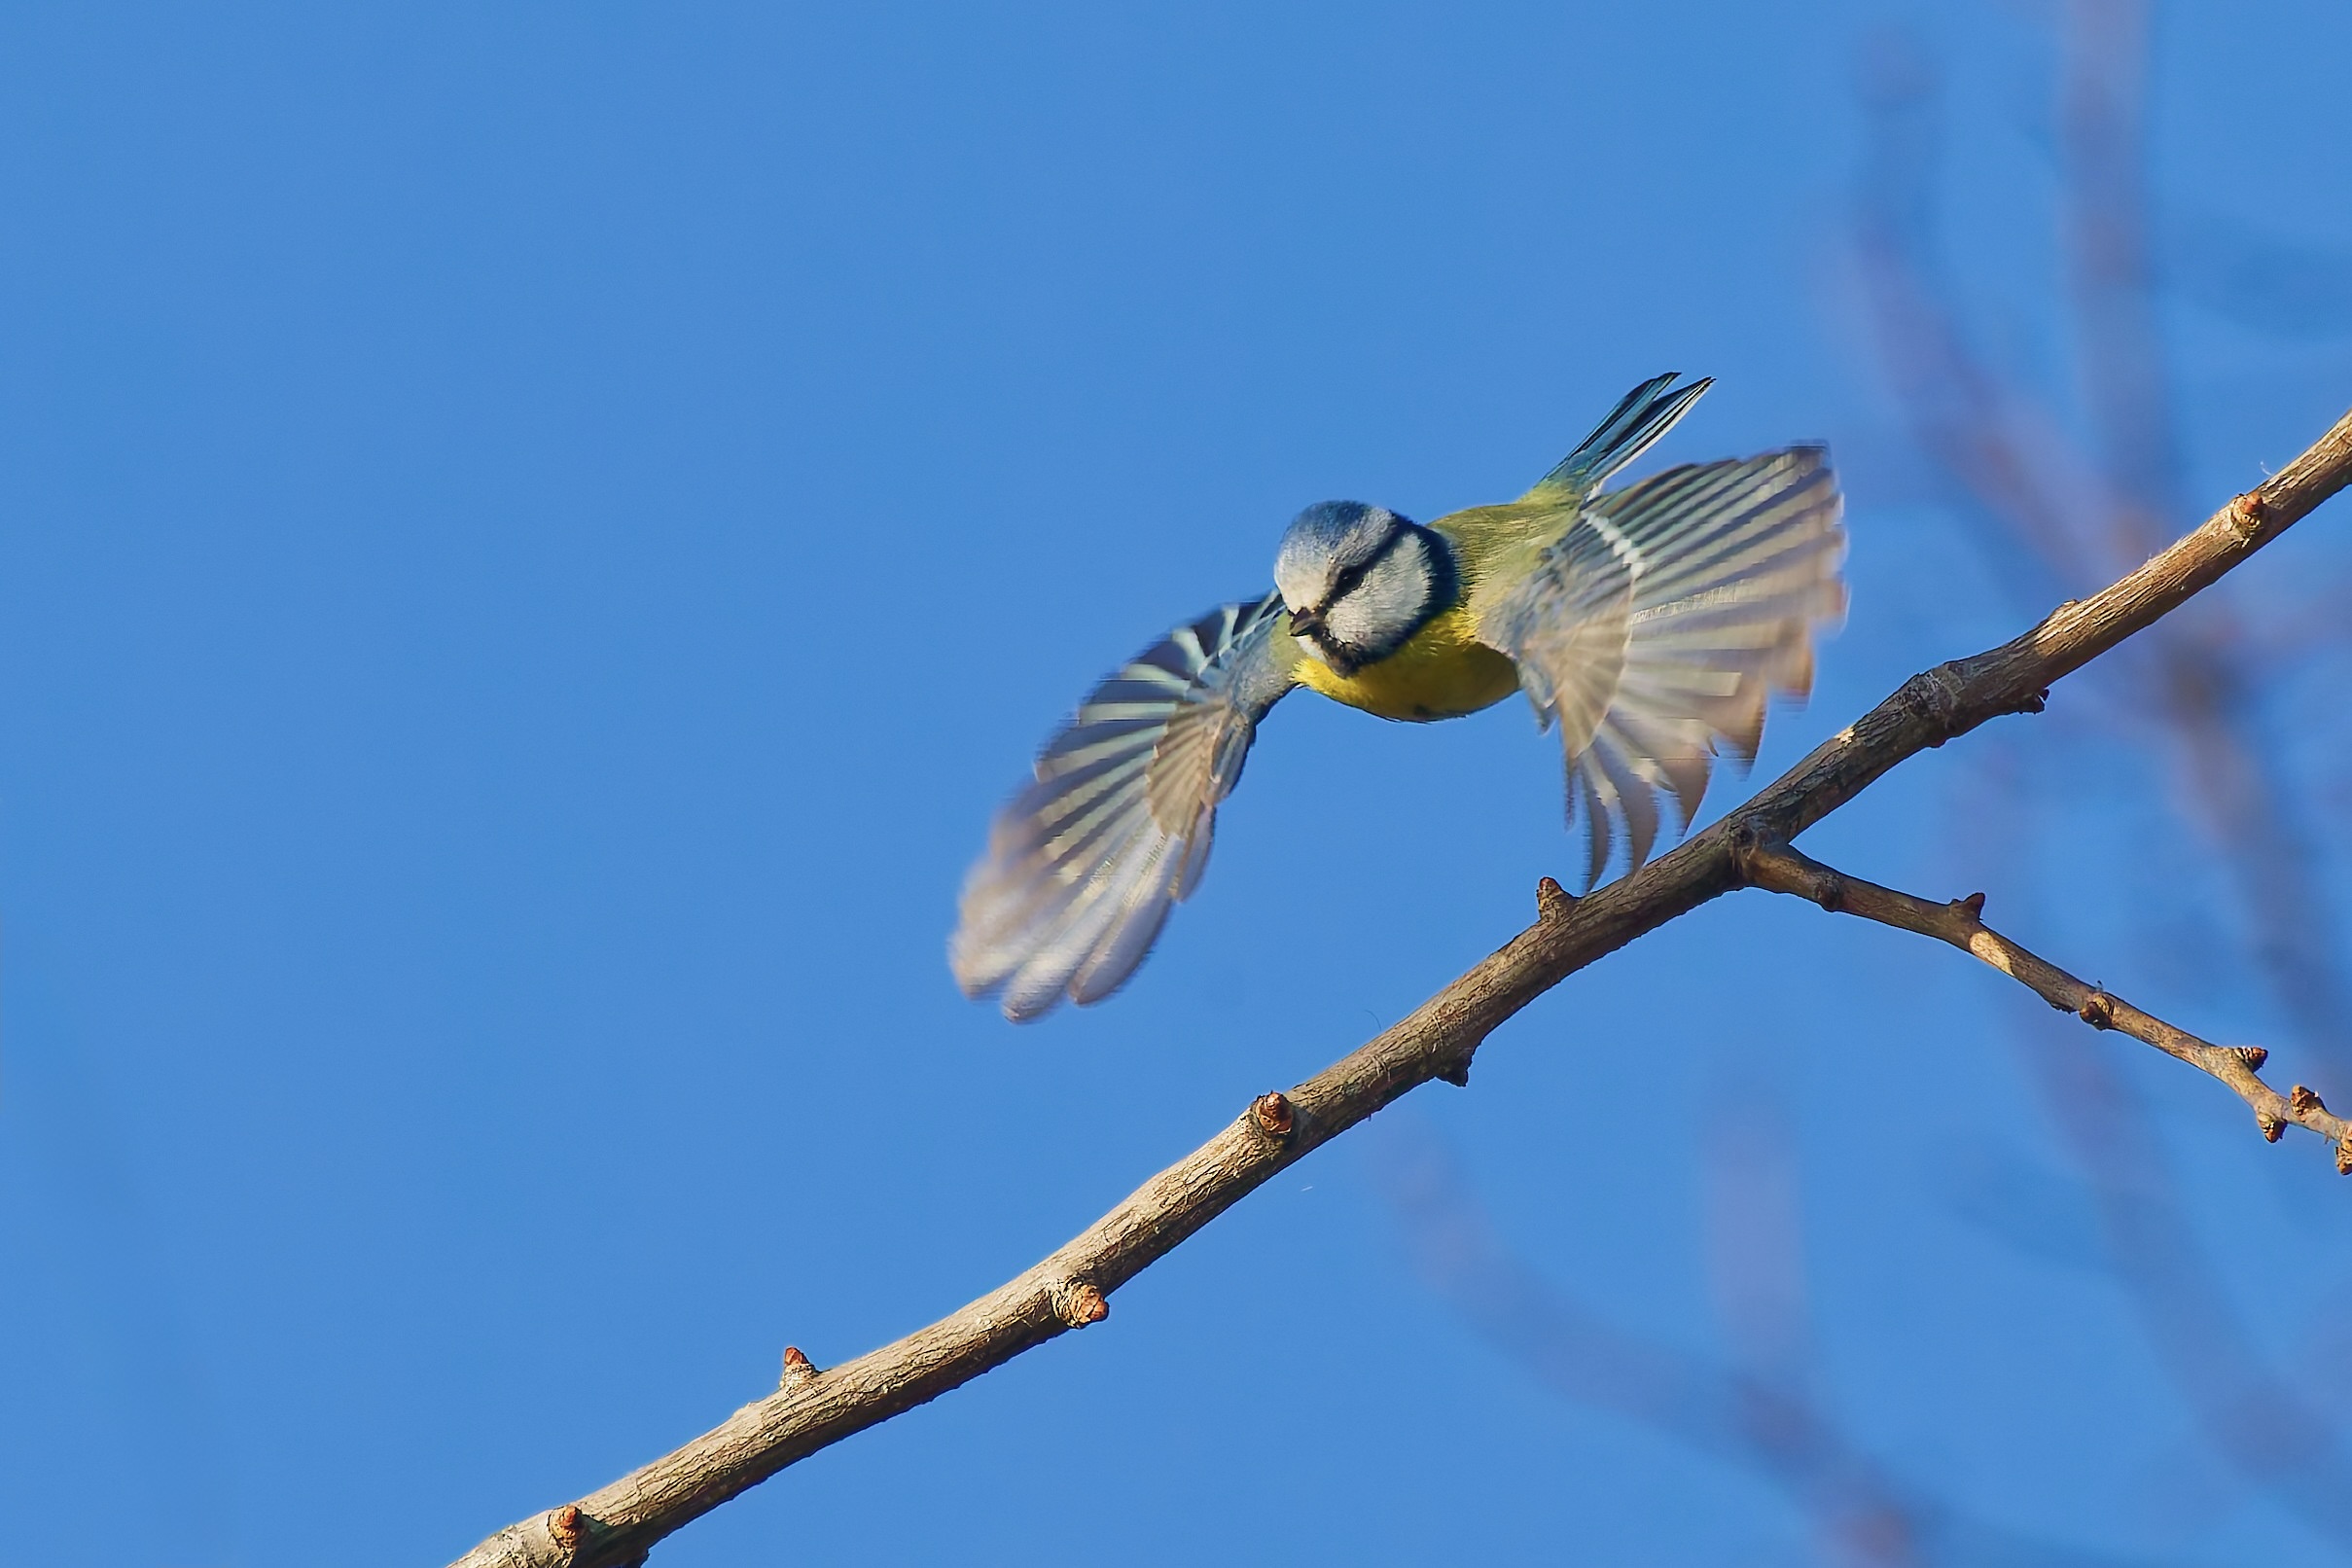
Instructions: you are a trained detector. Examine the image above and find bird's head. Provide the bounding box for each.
[1273,501,1458,675]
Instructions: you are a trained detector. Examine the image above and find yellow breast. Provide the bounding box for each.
[1295,601,1521,721]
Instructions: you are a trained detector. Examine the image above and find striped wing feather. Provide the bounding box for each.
[952,592,1299,1020]
[1478,446,1845,884]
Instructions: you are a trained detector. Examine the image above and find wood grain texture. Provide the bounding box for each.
[450,404,2352,1568]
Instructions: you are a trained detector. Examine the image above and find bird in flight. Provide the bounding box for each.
[952,374,1846,1020]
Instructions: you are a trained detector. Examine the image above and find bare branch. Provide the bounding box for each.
[1740,842,2352,1165]
[450,406,2352,1568]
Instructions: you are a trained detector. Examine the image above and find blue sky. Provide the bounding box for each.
[4,4,2351,1564]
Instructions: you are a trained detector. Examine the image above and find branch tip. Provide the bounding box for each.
[2290,1085,2326,1115]
[778,1346,818,1391]
[1052,1279,1109,1329]
[1252,1091,1295,1137]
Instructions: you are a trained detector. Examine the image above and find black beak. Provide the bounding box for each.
[1289,605,1326,639]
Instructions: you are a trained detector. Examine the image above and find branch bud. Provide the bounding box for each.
[550,1505,588,1553]
[1052,1279,1109,1329]
[2225,490,2267,542]
[1252,1091,1295,1137]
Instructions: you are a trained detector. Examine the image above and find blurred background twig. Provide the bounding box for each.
[1379,4,2352,1560]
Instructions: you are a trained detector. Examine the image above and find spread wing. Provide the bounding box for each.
[952,591,1301,1021]
[1477,447,1846,886]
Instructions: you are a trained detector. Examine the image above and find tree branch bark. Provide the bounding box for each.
[1739,842,2352,1164]
[451,404,2352,1568]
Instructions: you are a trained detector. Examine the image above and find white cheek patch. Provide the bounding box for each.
[1326,536,1433,655]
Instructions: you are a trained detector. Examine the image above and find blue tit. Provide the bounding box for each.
[952,374,1846,1020]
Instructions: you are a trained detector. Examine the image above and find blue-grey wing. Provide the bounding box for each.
[952,591,1301,1021]
[1478,447,1846,886]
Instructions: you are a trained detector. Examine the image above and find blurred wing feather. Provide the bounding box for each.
[1478,446,1845,884]
[952,592,1299,1020]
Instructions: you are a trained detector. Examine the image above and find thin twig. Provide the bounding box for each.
[1385,1123,1938,1568]
[449,406,2352,1568]
[2010,996,2352,1536]
[1739,842,2352,1165]
[1379,1123,2159,1568]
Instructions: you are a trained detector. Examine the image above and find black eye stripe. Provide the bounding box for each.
[1300,521,1457,676]
[1328,524,1414,605]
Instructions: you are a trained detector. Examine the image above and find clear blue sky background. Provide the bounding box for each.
[5,4,2351,1565]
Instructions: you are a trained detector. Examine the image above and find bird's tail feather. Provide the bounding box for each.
[1528,373,1714,501]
